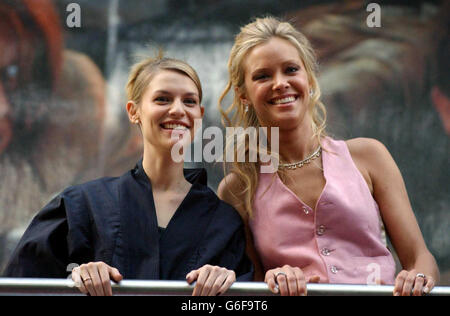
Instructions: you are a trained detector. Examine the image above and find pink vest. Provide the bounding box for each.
[250,137,396,284]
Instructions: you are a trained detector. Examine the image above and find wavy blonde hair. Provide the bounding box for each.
[219,16,327,218]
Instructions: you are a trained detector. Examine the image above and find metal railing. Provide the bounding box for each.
[0,278,449,296]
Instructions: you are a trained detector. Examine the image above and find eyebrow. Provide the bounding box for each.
[153,90,199,97]
[250,60,302,75]
[251,68,270,76]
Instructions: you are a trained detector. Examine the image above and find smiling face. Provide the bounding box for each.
[241,37,312,131]
[130,69,204,153]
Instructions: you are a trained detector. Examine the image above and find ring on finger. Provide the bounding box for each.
[415,273,426,279]
[275,271,287,279]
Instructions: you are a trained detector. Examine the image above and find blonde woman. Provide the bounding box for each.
[218,17,439,296]
[5,54,253,296]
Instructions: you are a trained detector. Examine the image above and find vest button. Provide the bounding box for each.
[330,265,338,274]
[317,225,326,236]
[321,248,331,256]
[302,206,310,215]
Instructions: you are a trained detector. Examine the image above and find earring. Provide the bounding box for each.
[243,101,249,113]
[309,90,314,97]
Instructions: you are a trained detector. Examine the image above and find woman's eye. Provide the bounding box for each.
[155,96,170,103]
[286,66,299,73]
[253,74,268,81]
[184,98,197,105]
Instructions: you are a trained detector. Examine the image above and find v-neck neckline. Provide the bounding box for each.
[131,160,207,242]
[151,181,195,233]
[275,143,328,212]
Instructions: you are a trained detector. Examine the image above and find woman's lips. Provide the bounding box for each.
[268,95,298,105]
[160,123,189,130]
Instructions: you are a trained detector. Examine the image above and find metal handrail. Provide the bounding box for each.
[0,278,449,296]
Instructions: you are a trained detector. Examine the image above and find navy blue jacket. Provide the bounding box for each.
[4,161,253,281]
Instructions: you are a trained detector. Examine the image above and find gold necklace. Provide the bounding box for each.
[279,146,322,170]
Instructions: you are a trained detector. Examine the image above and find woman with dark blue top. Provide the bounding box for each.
[4,54,253,296]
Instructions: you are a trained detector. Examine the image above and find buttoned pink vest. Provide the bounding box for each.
[250,137,396,284]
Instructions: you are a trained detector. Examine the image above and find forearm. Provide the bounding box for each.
[404,250,440,283]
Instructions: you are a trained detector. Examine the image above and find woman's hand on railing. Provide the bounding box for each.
[393,269,436,296]
[71,262,123,296]
[185,264,236,296]
[264,264,321,296]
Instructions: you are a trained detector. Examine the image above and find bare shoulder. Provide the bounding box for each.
[345,137,392,164]
[345,137,396,177]
[345,137,388,155]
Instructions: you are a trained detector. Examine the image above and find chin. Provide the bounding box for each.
[269,114,301,129]
[166,133,192,149]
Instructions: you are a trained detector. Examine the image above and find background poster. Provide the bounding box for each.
[1,0,448,285]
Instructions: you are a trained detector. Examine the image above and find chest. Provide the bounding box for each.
[153,190,188,228]
[279,161,326,210]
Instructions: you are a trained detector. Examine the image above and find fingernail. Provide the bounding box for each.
[423,287,429,294]
[274,285,279,294]
[394,292,400,296]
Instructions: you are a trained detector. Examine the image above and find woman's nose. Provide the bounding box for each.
[168,99,186,117]
[272,74,290,91]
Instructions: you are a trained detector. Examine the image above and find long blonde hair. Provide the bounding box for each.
[218,16,327,218]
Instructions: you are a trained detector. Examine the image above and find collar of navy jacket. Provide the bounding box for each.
[114,160,252,280]
[115,160,209,279]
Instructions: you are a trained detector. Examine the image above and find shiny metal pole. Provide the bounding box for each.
[0,278,449,296]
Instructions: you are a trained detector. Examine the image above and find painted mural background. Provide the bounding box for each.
[0,0,448,284]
